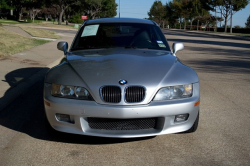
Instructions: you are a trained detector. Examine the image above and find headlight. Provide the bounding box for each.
[153,84,193,101]
[51,84,93,100]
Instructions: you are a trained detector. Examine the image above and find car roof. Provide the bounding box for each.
[84,18,155,25]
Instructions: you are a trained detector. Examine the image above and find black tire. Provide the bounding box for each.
[183,112,199,133]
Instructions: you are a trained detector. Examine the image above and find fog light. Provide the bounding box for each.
[175,114,189,122]
[55,114,71,123]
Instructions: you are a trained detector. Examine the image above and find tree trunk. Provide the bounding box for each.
[19,12,22,21]
[230,2,233,34]
[58,9,64,25]
[224,17,228,33]
[220,11,222,27]
[16,6,23,21]
[190,19,193,30]
[184,18,186,30]
[214,7,217,32]
[179,17,181,29]
[197,20,199,31]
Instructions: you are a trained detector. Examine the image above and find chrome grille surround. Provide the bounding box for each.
[100,86,121,103]
[87,117,157,130]
[125,86,146,103]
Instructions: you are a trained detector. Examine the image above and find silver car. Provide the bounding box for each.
[44,18,200,138]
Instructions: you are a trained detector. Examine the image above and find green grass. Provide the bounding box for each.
[206,31,250,37]
[0,26,49,57]
[20,27,60,39]
[0,19,20,24]
[231,33,250,37]
[0,19,77,29]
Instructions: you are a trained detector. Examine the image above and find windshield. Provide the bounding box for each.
[71,23,170,51]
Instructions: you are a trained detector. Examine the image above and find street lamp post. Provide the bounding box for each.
[230,0,233,33]
[119,0,120,18]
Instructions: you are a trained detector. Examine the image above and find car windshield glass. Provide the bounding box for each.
[71,23,170,51]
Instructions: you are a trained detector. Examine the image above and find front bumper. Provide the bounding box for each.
[44,84,200,138]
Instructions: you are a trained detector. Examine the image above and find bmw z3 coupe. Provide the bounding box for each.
[44,18,200,138]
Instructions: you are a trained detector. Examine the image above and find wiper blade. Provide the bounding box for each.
[71,48,84,51]
[125,46,149,49]
[125,46,158,50]
[72,47,114,51]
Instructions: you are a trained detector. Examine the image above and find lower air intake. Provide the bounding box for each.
[87,117,157,130]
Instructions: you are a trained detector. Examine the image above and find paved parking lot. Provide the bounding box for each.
[0,30,249,165]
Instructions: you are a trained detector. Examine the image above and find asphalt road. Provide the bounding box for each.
[0,30,250,166]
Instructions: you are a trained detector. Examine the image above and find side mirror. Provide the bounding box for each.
[57,41,68,56]
[172,43,184,56]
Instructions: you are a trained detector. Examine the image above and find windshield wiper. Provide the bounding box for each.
[72,46,115,51]
[125,46,160,50]
[125,46,149,49]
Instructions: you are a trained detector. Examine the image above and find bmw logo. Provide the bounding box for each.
[119,79,127,85]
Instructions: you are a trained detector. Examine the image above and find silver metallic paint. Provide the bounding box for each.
[172,43,184,56]
[44,18,200,137]
[45,49,198,105]
[44,83,199,138]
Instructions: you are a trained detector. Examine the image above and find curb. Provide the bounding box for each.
[46,55,64,68]
[165,29,250,41]
[34,26,78,31]
[31,37,57,41]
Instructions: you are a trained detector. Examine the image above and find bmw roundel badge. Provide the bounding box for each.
[119,79,127,85]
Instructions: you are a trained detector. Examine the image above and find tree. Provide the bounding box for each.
[6,0,28,20]
[40,6,58,21]
[148,1,165,28]
[171,0,184,29]
[165,1,179,28]
[188,0,214,30]
[0,0,10,18]
[5,0,44,21]
[81,0,103,19]
[50,0,79,25]
[215,0,249,33]
[98,0,117,18]
[246,15,250,27]
[0,0,9,10]
[26,0,44,22]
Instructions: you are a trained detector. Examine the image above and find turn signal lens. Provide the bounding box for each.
[194,100,200,107]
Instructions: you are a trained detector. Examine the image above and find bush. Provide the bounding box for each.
[25,18,42,23]
[68,14,83,24]
[234,25,241,29]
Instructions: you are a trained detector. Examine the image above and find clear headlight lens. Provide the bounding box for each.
[75,87,90,99]
[153,84,193,101]
[51,84,93,100]
[60,85,74,96]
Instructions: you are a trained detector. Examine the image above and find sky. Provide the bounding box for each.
[115,0,250,27]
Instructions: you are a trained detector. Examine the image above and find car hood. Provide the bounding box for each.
[67,48,175,86]
[58,48,198,105]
